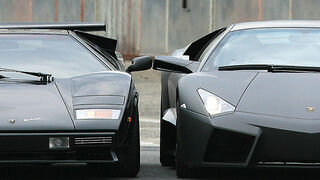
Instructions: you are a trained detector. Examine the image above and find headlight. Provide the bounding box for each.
[197,89,235,116]
[75,109,121,120]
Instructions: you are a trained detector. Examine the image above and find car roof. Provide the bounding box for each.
[231,20,320,31]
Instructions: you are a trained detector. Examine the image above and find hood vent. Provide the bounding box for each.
[74,136,112,145]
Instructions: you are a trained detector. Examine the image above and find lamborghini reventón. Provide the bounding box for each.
[0,23,152,177]
[153,20,320,178]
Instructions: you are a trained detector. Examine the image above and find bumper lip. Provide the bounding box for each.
[0,149,119,164]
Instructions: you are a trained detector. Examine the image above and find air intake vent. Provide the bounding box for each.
[204,129,255,163]
[74,137,112,145]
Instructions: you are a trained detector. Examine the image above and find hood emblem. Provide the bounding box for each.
[306,107,315,112]
[8,119,16,124]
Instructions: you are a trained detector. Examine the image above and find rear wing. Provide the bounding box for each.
[0,22,106,32]
[0,22,118,60]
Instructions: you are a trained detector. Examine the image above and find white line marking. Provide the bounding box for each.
[140,141,159,146]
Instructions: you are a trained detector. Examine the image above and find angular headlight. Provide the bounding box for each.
[75,109,121,120]
[197,89,235,116]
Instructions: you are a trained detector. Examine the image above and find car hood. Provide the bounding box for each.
[0,81,74,131]
[237,72,320,119]
[179,71,320,119]
[0,71,132,131]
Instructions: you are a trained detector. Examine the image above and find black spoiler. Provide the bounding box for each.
[0,22,106,32]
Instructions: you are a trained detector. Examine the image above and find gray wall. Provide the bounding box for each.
[0,0,320,56]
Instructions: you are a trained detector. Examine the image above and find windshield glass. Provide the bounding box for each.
[202,28,320,71]
[0,34,107,78]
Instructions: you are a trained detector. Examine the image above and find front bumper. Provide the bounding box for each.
[0,132,121,165]
[178,107,320,168]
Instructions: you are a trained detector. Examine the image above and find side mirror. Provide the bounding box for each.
[126,56,153,73]
[153,56,199,73]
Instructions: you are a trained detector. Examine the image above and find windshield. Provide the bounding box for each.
[202,28,320,71]
[0,34,107,78]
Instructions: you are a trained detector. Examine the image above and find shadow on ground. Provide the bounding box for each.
[1,165,320,179]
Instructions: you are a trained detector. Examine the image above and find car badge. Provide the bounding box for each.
[8,119,16,124]
[306,107,315,112]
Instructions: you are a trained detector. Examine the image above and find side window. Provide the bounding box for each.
[183,27,226,61]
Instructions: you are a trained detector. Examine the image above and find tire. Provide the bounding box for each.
[160,101,176,167]
[120,108,140,177]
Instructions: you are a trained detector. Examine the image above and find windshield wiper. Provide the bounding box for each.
[0,68,53,82]
[219,64,320,73]
[219,64,274,71]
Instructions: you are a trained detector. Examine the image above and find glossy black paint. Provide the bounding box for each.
[0,22,106,31]
[0,80,74,131]
[0,24,148,175]
[70,72,131,130]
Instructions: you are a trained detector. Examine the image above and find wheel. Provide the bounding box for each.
[160,101,176,167]
[119,108,140,177]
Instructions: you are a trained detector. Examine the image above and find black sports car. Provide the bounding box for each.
[0,23,152,177]
[153,20,320,178]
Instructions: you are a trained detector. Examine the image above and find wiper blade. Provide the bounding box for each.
[219,64,274,71]
[0,68,53,82]
[271,65,320,72]
[219,64,320,73]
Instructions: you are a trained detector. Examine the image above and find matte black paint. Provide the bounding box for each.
[155,20,320,171]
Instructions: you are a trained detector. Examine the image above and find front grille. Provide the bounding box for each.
[204,128,255,163]
[74,137,113,145]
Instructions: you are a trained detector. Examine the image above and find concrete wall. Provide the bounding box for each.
[167,0,211,53]
[0,0,320,56]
